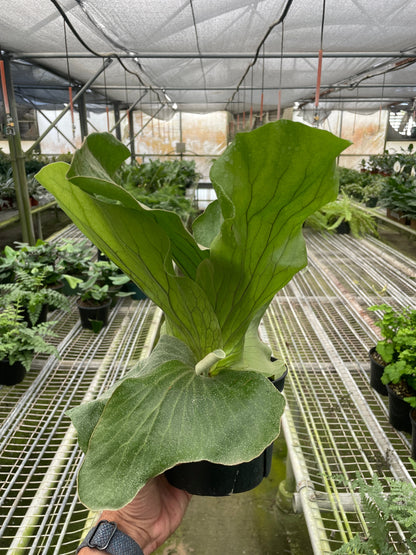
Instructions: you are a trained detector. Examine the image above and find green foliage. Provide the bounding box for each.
[37,121,349,510]
[0,303,58,370]
[78,261,131,305]
[118,158,200,193]
[56,239,95,277]
[379,173,416,219]
[118,159,198,220]
[368,304,416,390]
[0,268,70,325]
[306,193,378,238]
[334,466,416,554]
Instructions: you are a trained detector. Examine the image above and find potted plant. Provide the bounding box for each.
[0,303,59,386]
[305,192,378,237]
[76,274,113,332]
[369,303,416,433]
[0,268,70,326]
[56,239,95,295]
[92,259,131,304]
[36,120,349,509]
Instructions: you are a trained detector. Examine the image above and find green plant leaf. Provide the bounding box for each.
[36,162,221,359]
[72,336,285,510]
[196,121,350,357]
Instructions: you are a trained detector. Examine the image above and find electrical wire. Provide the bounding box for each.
[225,0,294,111]
[48,0,173,112]
[189,0,209,108]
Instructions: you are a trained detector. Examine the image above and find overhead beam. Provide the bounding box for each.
[13,51,416,59]
[16,83,416,91]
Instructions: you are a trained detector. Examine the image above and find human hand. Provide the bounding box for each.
[81,474,192,554]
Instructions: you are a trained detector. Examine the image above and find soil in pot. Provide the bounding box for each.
[77,298,111,331]
[368,347,388,396]
[386,381,415,434]
[165,374,287,496]
[0,359,26,386]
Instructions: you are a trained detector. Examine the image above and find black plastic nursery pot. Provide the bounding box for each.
[368,347,388,396]
[336,220,350,235]
[165,370,288,496]
[0,359,26,386]
[386,382,413,434]
[77,299,112,331]
[411,409,416,460]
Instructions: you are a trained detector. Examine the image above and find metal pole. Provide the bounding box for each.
[109,91,148,134]
[0,55,35,244]
[127,109,135,164]
[113,102,121,141]
[78,92,89,141]
[14,51,416,60]
[26,58,113,156]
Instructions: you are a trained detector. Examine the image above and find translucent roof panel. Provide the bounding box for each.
[1,0,416,115]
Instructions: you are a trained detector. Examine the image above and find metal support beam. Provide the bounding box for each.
[14,51,416,60]
[78,92,89,141]
[127,109,135,164]
[26,58,113,156]
[113,102,121,141]
[109,91,148,135]
[0,56,35,244]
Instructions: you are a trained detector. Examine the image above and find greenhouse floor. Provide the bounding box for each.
[1,225,416,554]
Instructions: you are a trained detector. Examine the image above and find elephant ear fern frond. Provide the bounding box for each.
[334,466,416,554]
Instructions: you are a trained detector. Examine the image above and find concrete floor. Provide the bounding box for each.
[155,439,314,555]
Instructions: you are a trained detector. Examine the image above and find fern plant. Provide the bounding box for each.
[0,268,70,325]
[306,193,378,238]
[334,466,416,554]
[0,303,59,370]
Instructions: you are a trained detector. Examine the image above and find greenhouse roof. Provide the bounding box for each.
[1,0,416,118]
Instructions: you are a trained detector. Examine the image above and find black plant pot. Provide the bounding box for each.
[122,281,147,301]
[369,347,388,396]
[77,299,111,331]
[165,373,286,496]
[336,220,350,235]
[0,359,26,386]
[386,383,413,434]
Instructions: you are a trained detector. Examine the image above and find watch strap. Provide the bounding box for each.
[76,520,144,554]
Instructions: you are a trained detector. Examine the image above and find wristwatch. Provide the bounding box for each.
[76,520,144,554]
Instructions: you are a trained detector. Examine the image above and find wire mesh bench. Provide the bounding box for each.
[261,229,416,553]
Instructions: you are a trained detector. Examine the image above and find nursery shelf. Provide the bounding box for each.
[262,229,416,554]
[0,226,162,554]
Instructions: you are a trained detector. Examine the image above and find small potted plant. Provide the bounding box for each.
[0,303,59,386]
[0,268,70,326]
[369,304,416,433]
[91,260,131,306]
[36,120,349,510]
[306,192,378,237]
[56,239,95,295]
